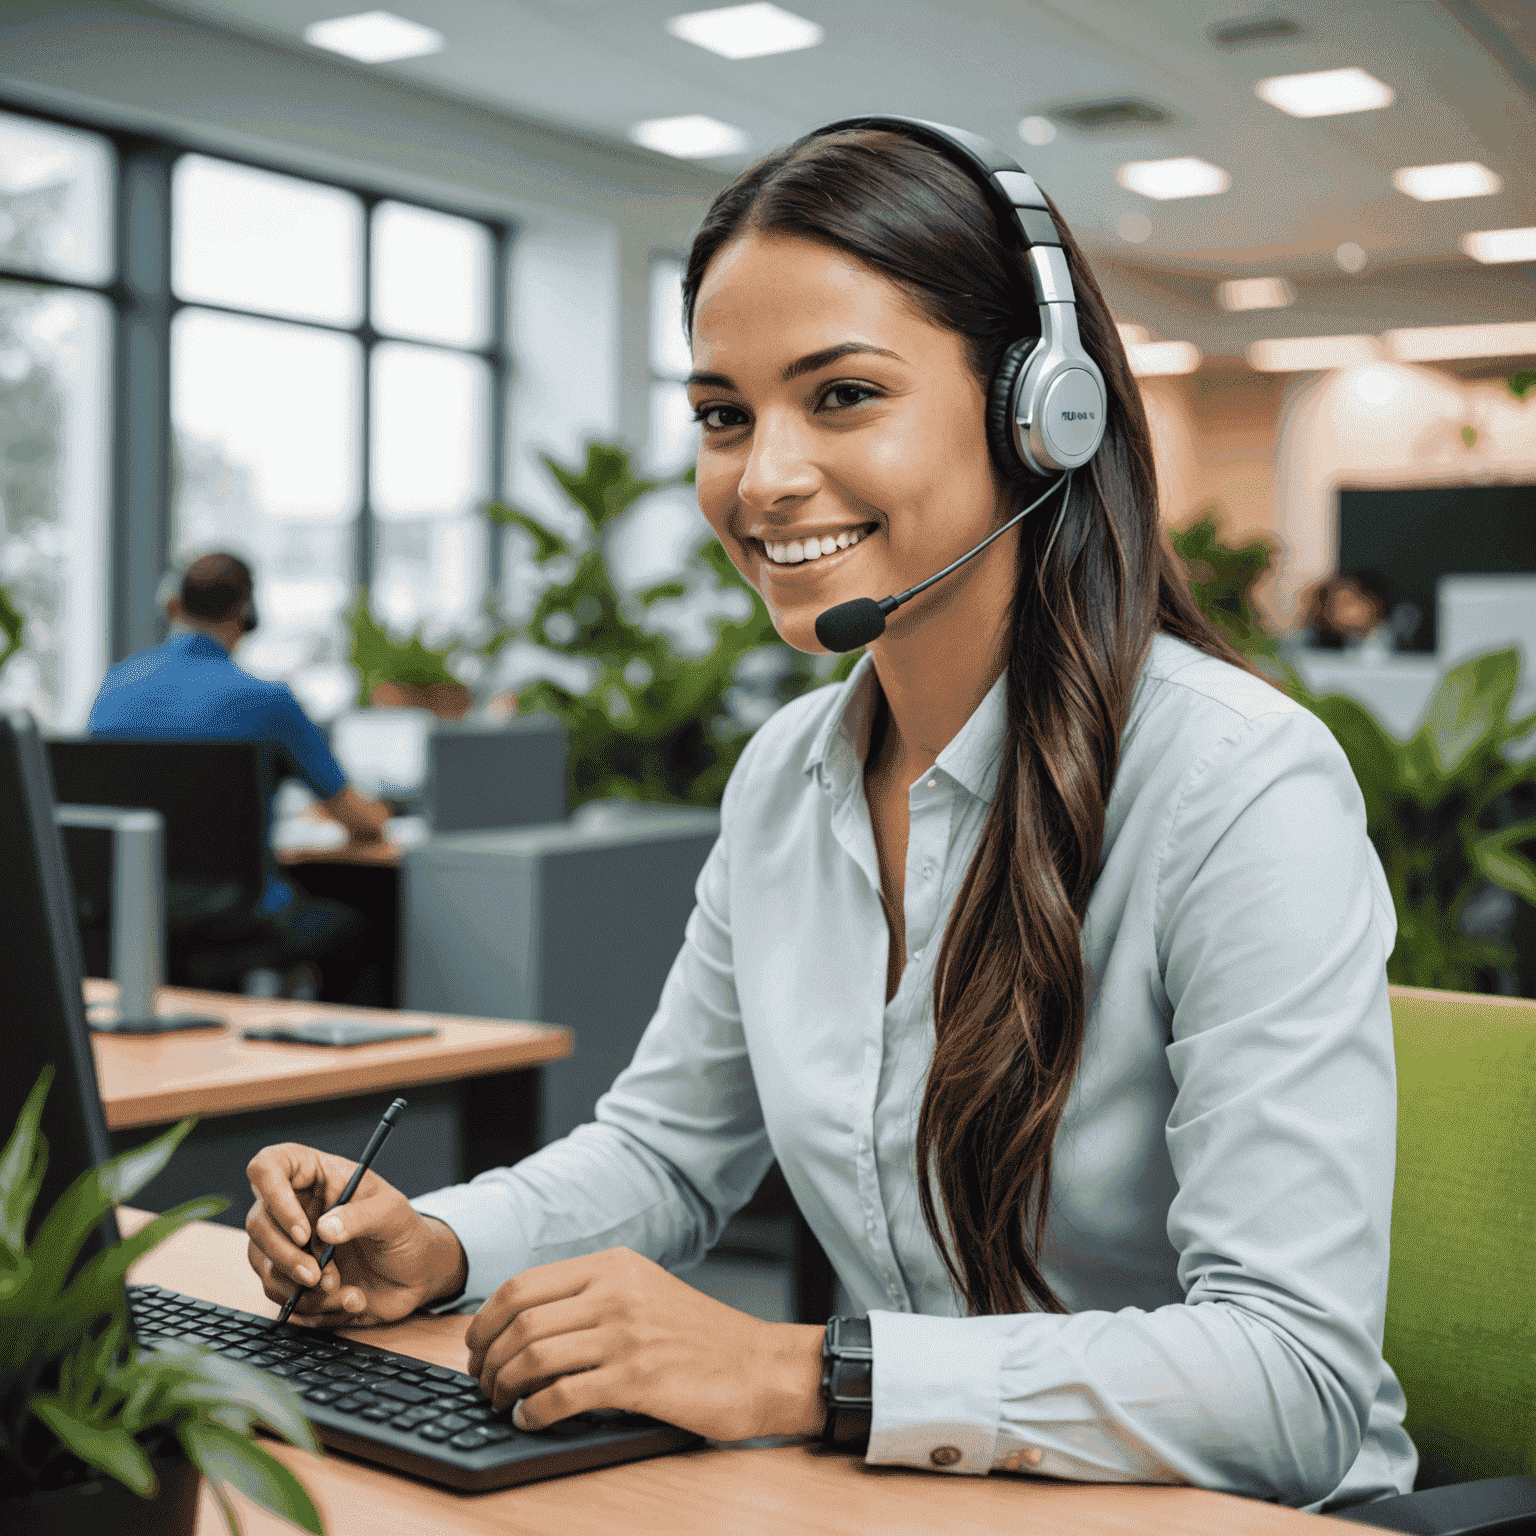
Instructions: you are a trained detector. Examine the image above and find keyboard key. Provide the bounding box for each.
[448,1429,491,1451]
[437,1415,470,1433]
[372,1380,430,1405]
[459,1407,494,1423]
[303,1388,339,1405]
[221,1349,251,1361]
[416,1424,452,1442]
[424,1367,458,1381]
[333,1396,367,1414]
[267,1364,299,1378]
[479,1424,514,1443]
[359,1407,393,1422]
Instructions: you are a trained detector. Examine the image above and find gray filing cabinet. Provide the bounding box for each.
[421,714,568,833]
[402,807,720,1148]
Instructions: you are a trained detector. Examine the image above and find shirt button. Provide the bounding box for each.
[913,948,924,962]
[925,778,937,789]
[930,1445,963,1468]
[922,863,934,879]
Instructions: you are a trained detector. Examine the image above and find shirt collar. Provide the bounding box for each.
[803,652,1008,805]
[168,628,232,660]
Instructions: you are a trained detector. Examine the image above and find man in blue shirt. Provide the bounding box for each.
[90,552,391,1001]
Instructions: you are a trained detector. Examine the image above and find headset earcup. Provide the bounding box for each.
[986,337,1040,478]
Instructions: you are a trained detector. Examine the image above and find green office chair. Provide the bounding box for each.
[1335,986,1536,1535]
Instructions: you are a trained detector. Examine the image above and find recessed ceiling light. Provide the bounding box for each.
[1116,157,1230,200]
[1392,162,1502,201]
[630,115,751,158]
[1254,66,1394,117]
[1460,227,1536,264]
[1216,276,1295,311]
[1019,116,1056,147]
[667,3,822,59]
[304,10,444,63]
[1126,340,1201,376]
[1335,241,1368,273]
[1248,334,1381,372]
[1384,321,1536,362]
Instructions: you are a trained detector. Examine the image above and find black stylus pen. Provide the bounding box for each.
[272,1096,407,1328]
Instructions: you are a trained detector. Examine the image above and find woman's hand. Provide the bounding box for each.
[245,1141,467,1326]
[464,1247,827,1443]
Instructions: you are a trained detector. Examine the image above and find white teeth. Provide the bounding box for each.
[762,528,869,564]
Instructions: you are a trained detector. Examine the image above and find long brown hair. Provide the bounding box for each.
[683,129,1251,1316]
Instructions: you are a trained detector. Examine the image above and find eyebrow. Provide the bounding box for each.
[686,342,904,390]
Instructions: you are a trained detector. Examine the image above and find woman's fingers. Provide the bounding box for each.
[470,1294,598,1398]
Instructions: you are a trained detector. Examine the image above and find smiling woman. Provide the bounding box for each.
[242,119,1415,1517]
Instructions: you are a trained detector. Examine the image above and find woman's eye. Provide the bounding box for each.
[693,403,748,431]
[822,382,877,410]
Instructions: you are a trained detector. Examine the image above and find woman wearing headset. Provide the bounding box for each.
[243,121,1414,1511]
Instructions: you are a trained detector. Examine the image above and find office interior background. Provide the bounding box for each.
[2,0,1535,1304]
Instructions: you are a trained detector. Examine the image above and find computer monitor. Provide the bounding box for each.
[45,738,267,931]
[423,715,568,834]
[54,805,224,1034]
[1,709,117,1254]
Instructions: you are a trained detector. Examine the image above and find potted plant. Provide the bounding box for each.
[344,595,473,720]
[2,1066,324,1535]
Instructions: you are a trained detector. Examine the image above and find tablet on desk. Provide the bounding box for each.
[241,1016,438,1048]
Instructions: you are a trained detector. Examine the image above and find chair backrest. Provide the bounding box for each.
[1386,986,1536,1489]
[44,738,266,908]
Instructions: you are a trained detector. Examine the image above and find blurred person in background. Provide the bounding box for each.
[1296,570,1393,650]
[88,551,391,1002]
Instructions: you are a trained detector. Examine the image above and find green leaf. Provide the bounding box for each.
[1304,692,1402,829]
[180,1418,324,1536]
[150,1347,318,1455]
[1416,648,1519,777]
[1509,369,1536,401]
[0,580,24,675]
[17,1119,199,1318]
[29,1395,157,1497]
[637,580,688,606]
[484,502,569,561]
[1469,820,1536,907]
[0,1066,52,1272]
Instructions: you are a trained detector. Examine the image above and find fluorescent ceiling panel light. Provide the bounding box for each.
[1126,340,1201,376]
[1018,116,1056,147]
[1216,276,1295,312]
[1116,322,1150,347]
[304,10,443,63]
[667,3,822,59]
[1248,334,1381,372]
[630,115,750,158]
[1461,227,1536,264]
[1392,162,1502,201]
[1384,321,1536,362]
[1116,158,1230,200]
[1254,66,1394,117]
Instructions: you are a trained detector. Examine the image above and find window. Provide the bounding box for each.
[170,162,507,717]
[647,255,696,475]
[0,110,112,728]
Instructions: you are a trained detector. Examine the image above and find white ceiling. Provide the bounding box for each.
[150,0,1535,345]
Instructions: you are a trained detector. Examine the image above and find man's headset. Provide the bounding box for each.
[807,116,1109,652]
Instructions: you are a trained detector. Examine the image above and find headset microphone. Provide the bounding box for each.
[813,473,1071,653]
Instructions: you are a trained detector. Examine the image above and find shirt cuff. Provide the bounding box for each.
[867,1311,1001,1475]
[411,1184,532,1308]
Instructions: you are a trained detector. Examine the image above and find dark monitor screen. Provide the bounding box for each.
[45,738,266,907]
[0,709,116,1254]
[1338,482,1536,653]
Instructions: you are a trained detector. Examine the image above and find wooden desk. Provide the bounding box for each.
[88,980,570,1131]
[124,1214,1319,1536]
[277,842,401,869]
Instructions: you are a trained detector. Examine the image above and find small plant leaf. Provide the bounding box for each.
[180,1418,324,1536]
[0,1066,52,1269]
[151,1346,318,1454]
[1304,691,1401,829]
[1469,820,1536,907]
[29,1395,158,1497]
[1416,648,1519,778]
[483,501,569,561]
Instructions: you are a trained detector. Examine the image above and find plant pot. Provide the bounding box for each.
[4,1455,200,1536]
[370,679,474,719]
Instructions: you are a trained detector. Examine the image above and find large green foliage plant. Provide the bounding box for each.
[1,1067,323,1532]
[486,443,830,807]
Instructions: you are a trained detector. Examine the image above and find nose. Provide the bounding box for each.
[736,406,820,514]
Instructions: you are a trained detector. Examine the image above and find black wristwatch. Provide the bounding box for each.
[820,1315,873,1451]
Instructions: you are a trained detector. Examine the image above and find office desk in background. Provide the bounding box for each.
[124,1211,1321,1536]
[279,842,404,1007]
[91,980,569,1224]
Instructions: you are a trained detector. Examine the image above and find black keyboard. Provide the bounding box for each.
[128,1285,700,1491]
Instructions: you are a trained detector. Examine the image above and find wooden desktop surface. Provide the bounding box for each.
[123,1212,1321,1536]
[276,842,401,868]
[88,981,570,1131]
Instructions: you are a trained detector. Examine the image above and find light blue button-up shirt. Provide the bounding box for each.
[415,634,1416,1510]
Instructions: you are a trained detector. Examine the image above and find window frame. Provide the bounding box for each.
[0,95,516,674]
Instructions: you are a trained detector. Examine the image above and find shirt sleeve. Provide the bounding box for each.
[265,687,347,800]
[412,777,775,1301]
[866,705,1405,1509]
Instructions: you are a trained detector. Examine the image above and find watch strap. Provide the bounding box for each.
[820,1315,873,1451]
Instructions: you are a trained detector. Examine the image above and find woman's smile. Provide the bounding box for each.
[750,521,879,570]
